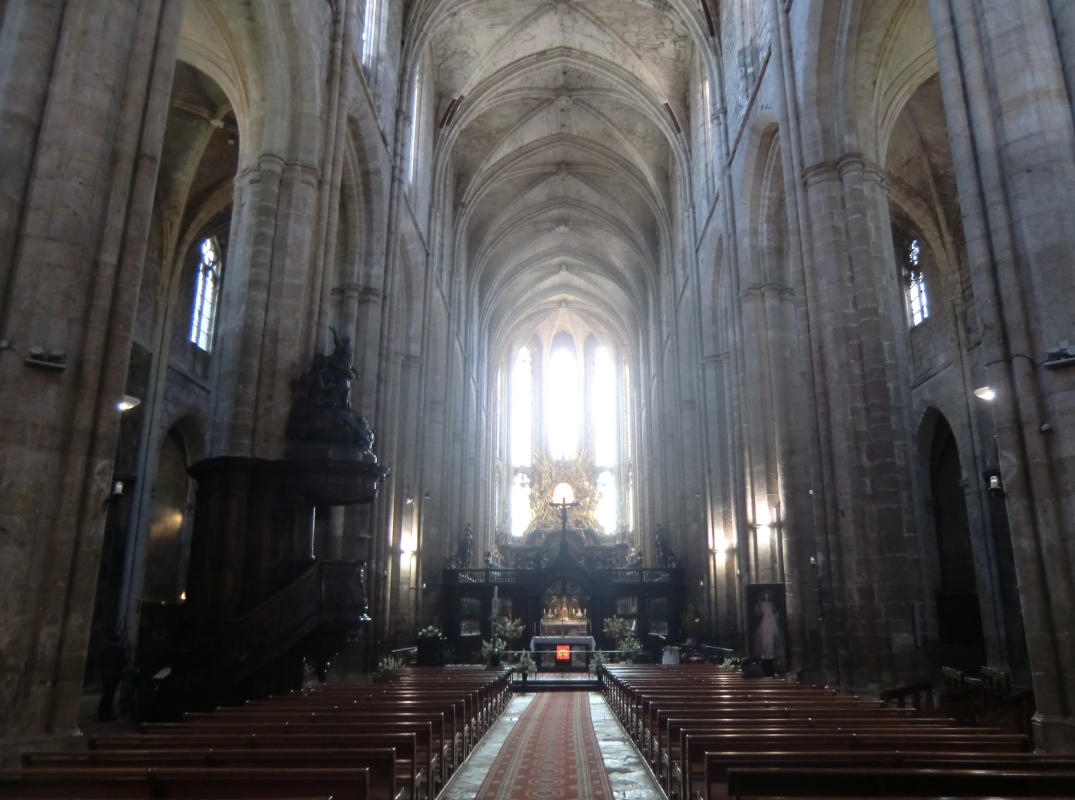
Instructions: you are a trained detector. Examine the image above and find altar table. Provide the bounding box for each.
[530,635,596,670]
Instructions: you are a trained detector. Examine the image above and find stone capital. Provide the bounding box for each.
[800,160,839,187]
[835,152,889,191]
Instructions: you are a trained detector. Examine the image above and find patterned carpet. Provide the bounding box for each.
[474,692,616,800]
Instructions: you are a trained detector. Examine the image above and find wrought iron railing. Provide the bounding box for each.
[451,567,675,584]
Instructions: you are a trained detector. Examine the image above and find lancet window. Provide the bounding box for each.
[190,236,221,352]
[361,0,380,72]
[407,65,422,185]
[905,238,929,327]
[502,336,628,536]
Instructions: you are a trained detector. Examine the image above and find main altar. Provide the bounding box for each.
[531,596,595,670]
[441,452,686,664]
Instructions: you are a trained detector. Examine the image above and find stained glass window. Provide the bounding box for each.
[906,239,929,327]
[511,472,532,537]
[510,347,532,468]
[407,66,421,184]
[361,0,380,69]
[546,347,580,459]
[190,237,221,351]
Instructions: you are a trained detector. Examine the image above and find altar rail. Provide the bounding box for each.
[448,568,674,585]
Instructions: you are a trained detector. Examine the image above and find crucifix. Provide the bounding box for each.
[550,496,578,530]
[549,493,579,545]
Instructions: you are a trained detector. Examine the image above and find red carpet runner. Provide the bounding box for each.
[475,693,616,800]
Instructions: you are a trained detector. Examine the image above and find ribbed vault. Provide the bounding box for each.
[417,0,703,356]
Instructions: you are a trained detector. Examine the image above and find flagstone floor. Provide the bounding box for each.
[439,692,663,800]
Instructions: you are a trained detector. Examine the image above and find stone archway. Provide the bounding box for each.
[926,414,986,675]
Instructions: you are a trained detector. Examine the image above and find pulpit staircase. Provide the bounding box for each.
[148,558,369,715]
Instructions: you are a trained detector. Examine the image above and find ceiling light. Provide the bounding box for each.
[974,386,995,401]
[117,395,142,411]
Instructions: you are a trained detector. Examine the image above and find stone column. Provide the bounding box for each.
[799,153,927,689]
[0,0,182,748]
[0,1,67,312]
[930,0,1075,751]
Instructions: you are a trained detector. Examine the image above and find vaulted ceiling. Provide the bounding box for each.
[419,0,702,355]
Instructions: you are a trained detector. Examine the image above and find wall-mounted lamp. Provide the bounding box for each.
[985,470,1004,495]
[24,347,67,371]
[423,492,431,500]
[404,497,414,505]
[117,395,142,411]
[974,386,995,401]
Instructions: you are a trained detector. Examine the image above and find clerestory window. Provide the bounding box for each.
[360,0,380,72]
[407,66,422,184]
[502,336,627,536]
[905,238,929,327]
[546,346,580,459]
[190,236,221,352]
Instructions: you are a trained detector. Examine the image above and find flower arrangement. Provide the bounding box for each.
[481,636,507,660]
[377,654,406,675]
[494,616,525,643]
[417,625,445,640]
[603,616,634,646]
[620,637,643,660]
[589,650,606,675]
[514,651,537,675]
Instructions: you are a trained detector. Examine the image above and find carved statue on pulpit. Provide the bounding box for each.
[286,328,375,456]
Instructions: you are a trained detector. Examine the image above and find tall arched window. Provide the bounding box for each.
[510,347,532,468]
[592,346,619,533]
[361,0,380,71]
[701,74,715,201]
[510,473,531,537]
[502,335,629,536]
[595,470,617,534]
[546,346,580,459]
[905,238,929,327]
[190,237,221,352]
[592,346,617,466]
[407,66,422,185]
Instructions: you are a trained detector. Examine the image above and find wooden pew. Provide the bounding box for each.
[199,697,467,769]
[0,767,370,800]
[703,751,1075,800]
[601,664,1075,800]
[141,718,445,790]
[674,730,1030,800]
[24,749,401,800]
[89,731,423,800]
[184,702,462,772]
[725,767,1075,799]
[651,713,954,779]
[9,667,511,800]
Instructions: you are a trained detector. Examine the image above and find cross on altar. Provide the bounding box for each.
[549,497,579,532]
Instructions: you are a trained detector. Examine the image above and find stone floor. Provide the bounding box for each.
[439,692,663,800]
[589,693,665,800]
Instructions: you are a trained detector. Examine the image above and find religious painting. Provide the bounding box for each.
[746,583,788,672]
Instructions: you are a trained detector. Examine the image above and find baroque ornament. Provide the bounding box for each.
[527,450,602,532]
